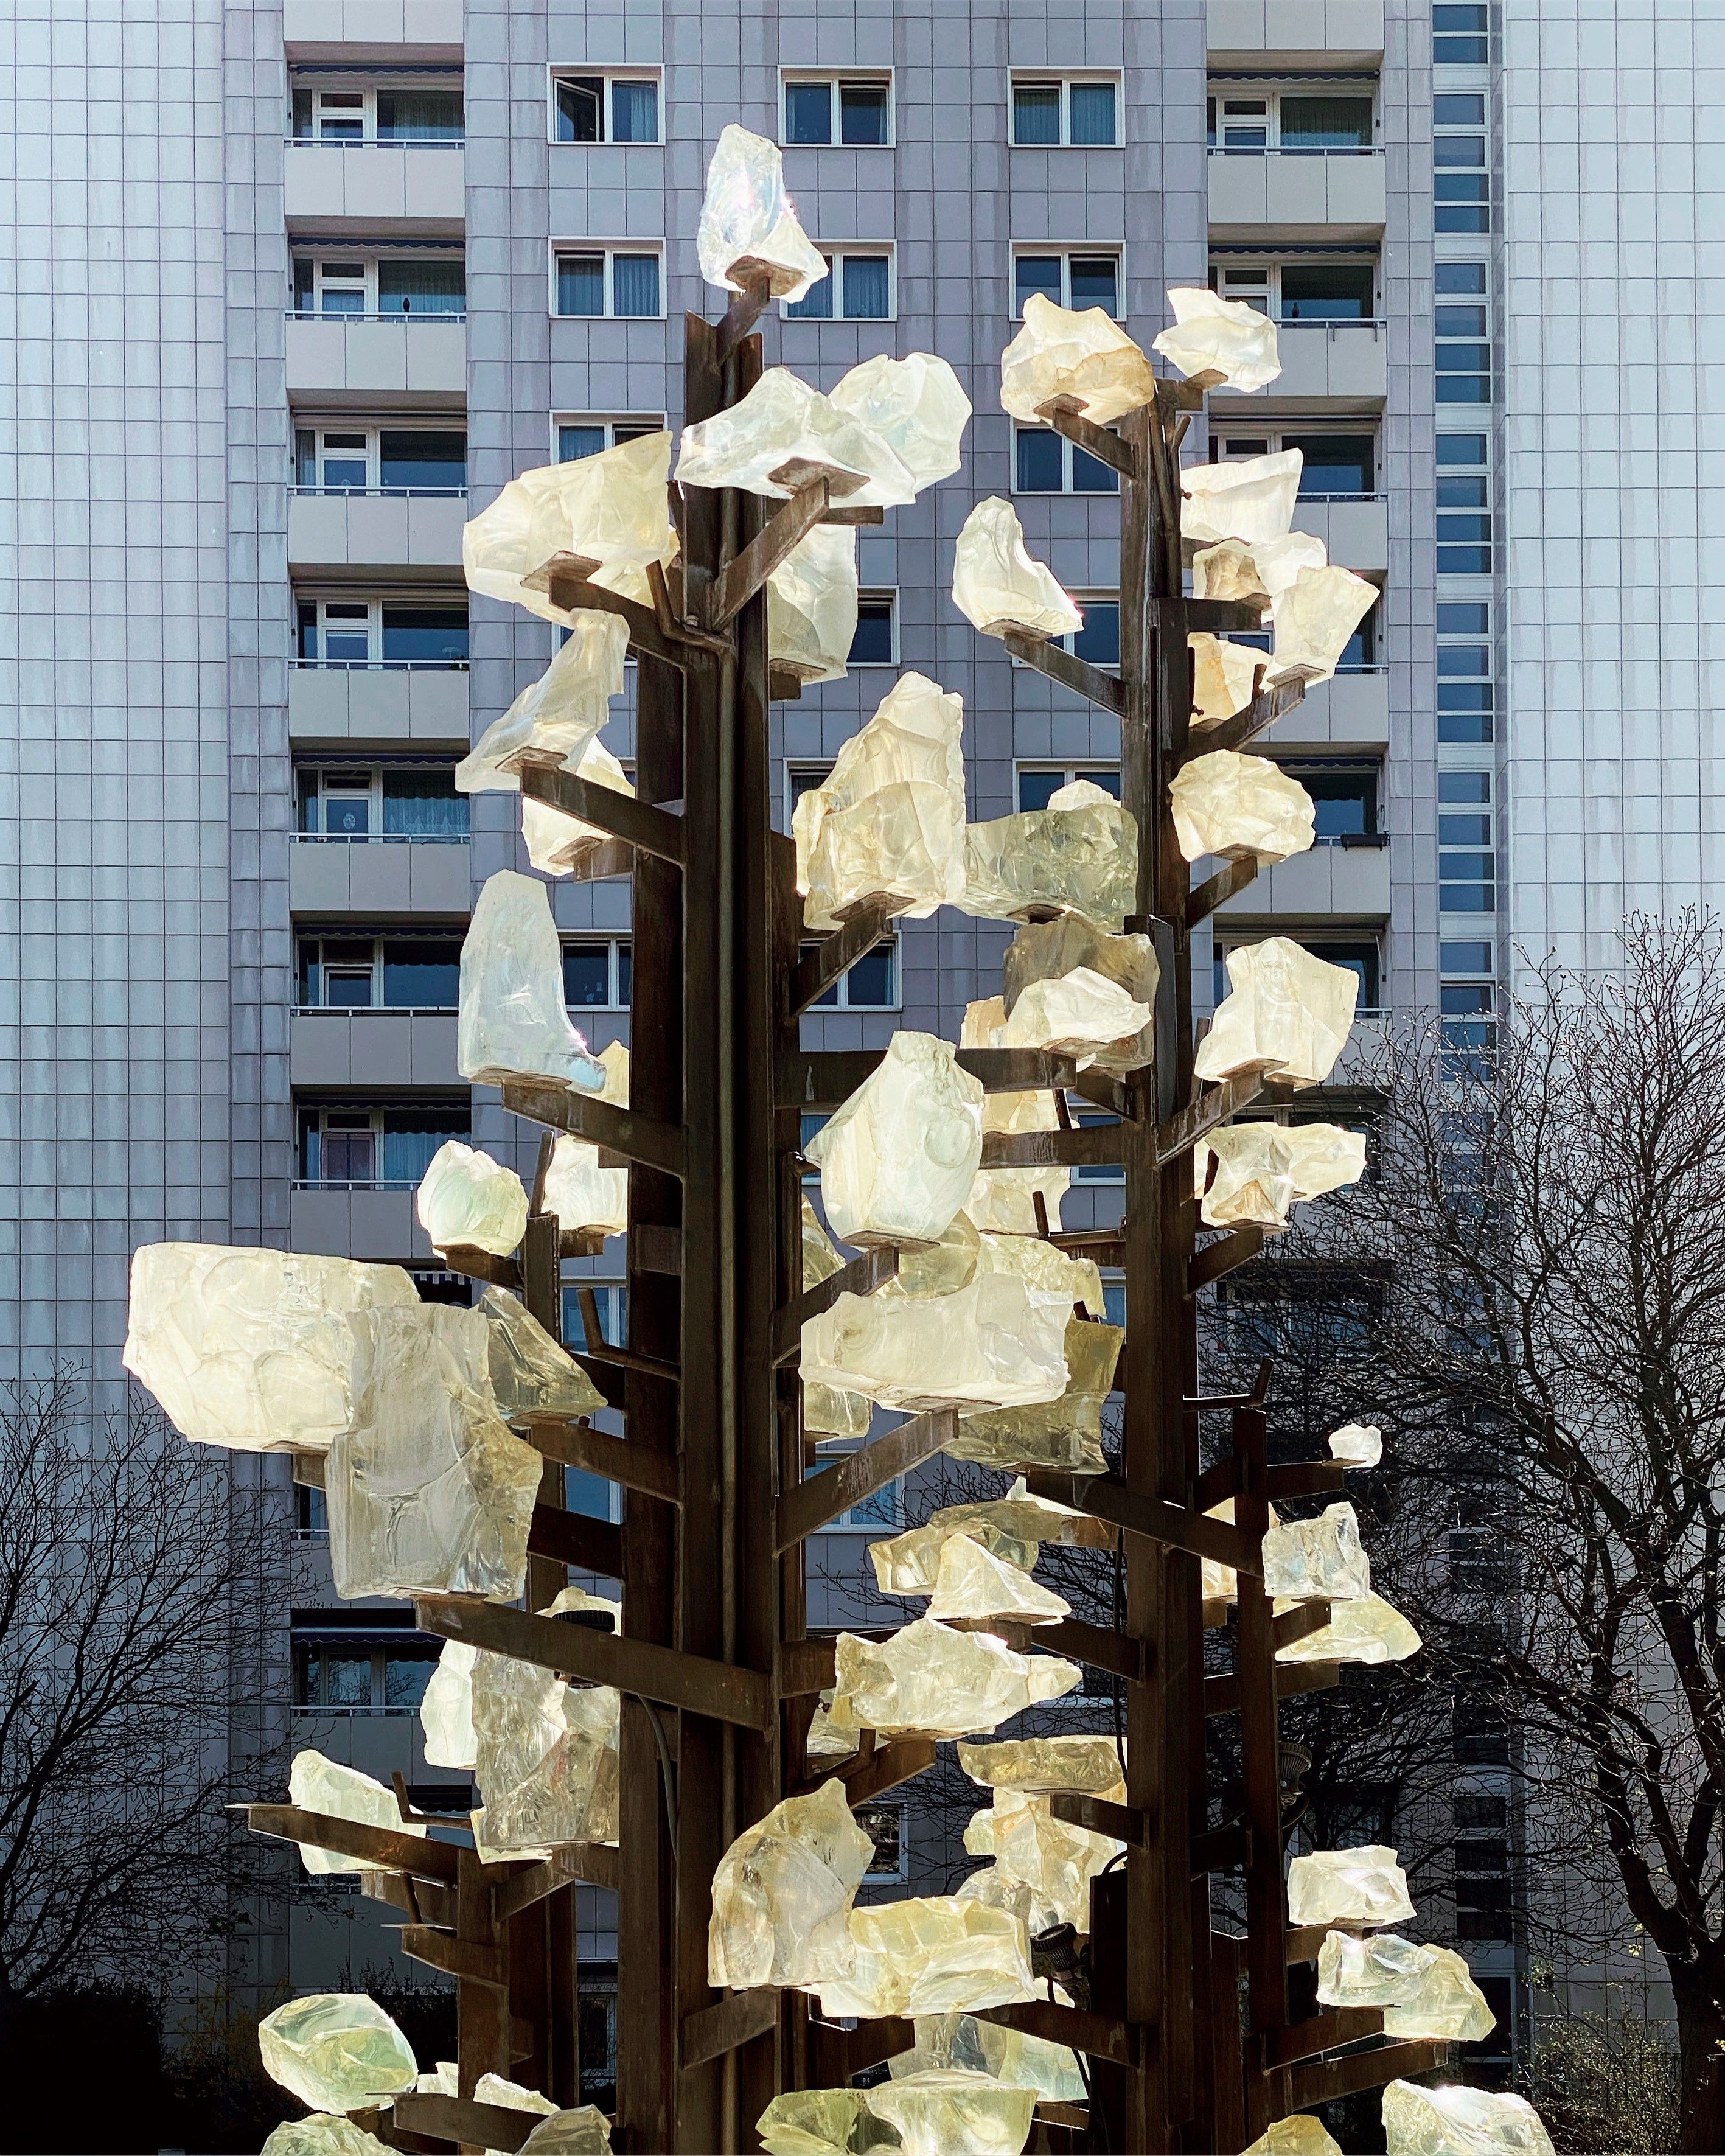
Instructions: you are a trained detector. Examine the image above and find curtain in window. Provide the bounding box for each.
[609,80,658,142]
[1278,97,1374,149]
[557,254,604,316]
[382,1114,470,1186]
[1012,85,1061,144]
[377,259,467,315]
[842,257,890,320]
[610,253,660,318]
[1067,83,1115,145]
[786,262,835,321]
[383,773,467,837]
[376,89,464,141]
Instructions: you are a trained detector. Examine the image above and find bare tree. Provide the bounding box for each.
[1237,912,1725,2151]
[0,1372,280,2023]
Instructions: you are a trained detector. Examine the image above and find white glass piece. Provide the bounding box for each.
[1170,750,1316,864]
[1189,634,1263,728]
[799,1200,872,1439]
[263,2117,396,2156]
[420,1640,478,1770]
[1241,2118,1344,2156]
[1275,1589,1421,1666]
[925,1535,1071,1625]
[947,1317,1122,1475]
[1268,565,1381,688]
[470,1807,552,1864]
[1282,1122,1370,1201]
[123,1244,419,1455]
[416,1142,529,1257]
[456,614,629,794]
[1154,285,1281,392]
[475,2074,557,2120]
[459,871,605,1092]
[478,1287,605,1422]
[1180,449,1303,548]
[812,1897,1039,2018]
[957,1734,1124,1798]
[889,2014,1086,2105]
[1381,1948,1497,2042]
[1004,919,1157,1075]
[962,780,1139,931]
[1263,1501,1371,1602]
[1316,1928,1434,2007]
[829,352,972,492]
[521,738,636,877]
[464,434,675,618]
[805,1030,984,1247]
[1194,936,1359,1090]
[768,524,858,686]
[1003,970,1153,1061]
[696,124,828,301]
[1193,531,1328,607]
[288,1751,427,1876]
[257,1995,417,2115]
[756,2089,871,2156]
[959,996,1069,1236]
[825,1617,1081,1739]
[806,1695,861,1765]
[870,1477,1100,1591]
[1197,1123,1296,1230]
[539,1585,619,1624]
[1000,293,1156,425]
[929,1475,1106,1548]
[517,2109,615,2156]
[1285,1844,1416,1927]
[964,1789,1123,1932]
[675,368,918,506]
[868,2068,1036,2156]
[327,1305,543,1603]
[952,497,1084,641]
[793,672,968,932]
[540,1042,630,1238]
[472,1652,619,1851]
[1329,1422,1384,1467]
[708,1776,876,1990]
[1381,2081,1555,2156]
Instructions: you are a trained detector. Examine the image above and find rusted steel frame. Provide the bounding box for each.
[697,478,831,628]
[519,1416,681,1505]
[1190,1224,1267,1293]
[436,1245,524,1292]
[498,1078,686,1180]
[778,1045,1081,1108]
[1155,1068,1266,1167]
[1001,628,1129,715]
[981,1122,1127,1170]
[526,1503,623,1581]
[1037,398,1142,480]
[784,896,901,1019]
[681,1987,781,2070]
[773,1408,958,1552]
[975,1999,1138,2068]
[391,2093,540,2152]
[1188,854,1261,926]
[1233,1401,1289,2141]
[243,1803,460,1883]
[1048,1792,1146,1844]
[489,1842,622,1916]
[770,1245,899,1363]
[517,759,688,867]
[1281,2039,1452,2110]
[1180,677,1307,762]
[1021,1470,1259,1574]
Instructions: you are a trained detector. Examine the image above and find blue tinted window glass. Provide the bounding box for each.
[382,773,466,837]
[849,600,894,664]
[1073,602,1120,667]
[1434,262,1487,295]
[557,253,604,316]
[1015,255,1063,313]
[559,424,605,462]
[1016,429,1064,492]
[843,946,894,1006]
[1068,82,1116,145]
[381,607,467,663]
[842,256,890,319]
[784,82,832,144]
[785,265,834,320]
[1012,83,1061,145]
[382,938,461,1006]
[1070,445,1119,494]
[611,253,659,317]
[839,82,888,145]
[1017,770,1065,811]
[563,944,612,1006]
[610,80,658,142]
[377,259,465,315]
[1068,255,1118,311]
[1076,768,1122,798]
[1436,436,1488,467]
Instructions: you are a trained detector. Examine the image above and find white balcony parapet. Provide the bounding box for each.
[1207,0,1384,66]
[285,313,465,406]
[284,141,464,231]
[1208,149,1386,243]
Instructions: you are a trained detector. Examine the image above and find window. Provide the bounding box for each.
[1056,598,1121,670]
[291,83,464,142]
[1014,249,1120,318]
[1207,88,1376,152]
[1437,434,1491,573]
[1440,772,1495,912]
[809,1456,903,1530]
[1014,425,1119,495]
[295,601,469,668]
[1438,601,1494,744]
[294,1485,327,1537]
[1434,94,1490,233]
[298,1103,470,1187]
[1276,760,1381,843]
[798,938,898,1011]
[297,932,464,1010]
[780,75,892,148]
[293,427,467,494]
[556,415,666,462]
[785,250,894,321]
[1434,4,1489,66]
[1009,75,1120,148]
[1211,258,1377,323]
[1211,428,1376,498]
[1069,1101,1124,1185]
[551,72,661,144]
[1219,937,1381,1010]
[563,939,632,1010]
[1441,940,1496,1053]
[850,593,896,666]
[1017,766,1121,811]
[554,246,662,319]
[1435,262,1491,402]
[296,1630,442,1711]
[291,254,467,318]
[853,1802,910,1880]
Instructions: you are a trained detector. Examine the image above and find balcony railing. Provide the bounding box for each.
[288,832,467,846]
[293,1003,459,1016]
[1298,489,1387,504]
[287,136,465,148]
[290,658,469,672]
[1277,316,1386,337]
[1208,144,1385,157]
[288,484,468,498]
[1310,831,1389,849]
[294,1176,436,1191]
[286,308,468,323]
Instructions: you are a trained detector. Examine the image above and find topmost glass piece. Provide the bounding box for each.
[1000,293,1157,427]
[463,433,677,619]
[1154,286,1281,394]
[696,124,829,302]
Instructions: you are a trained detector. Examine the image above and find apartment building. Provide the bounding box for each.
[12,0,1722,2099]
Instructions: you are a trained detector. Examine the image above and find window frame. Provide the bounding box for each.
[1436,432,1493,574]
[296,929,466,1010]
[1437,598,1494,745]
[547,69,664,147]
[291,423,469,496]
[1014,764,1123,811]
[1011,246,1123,319]
[783,246,897,323]
[293,598,471,671]
[1435,260,1493,403]
[549,242,667,321]
[795,935,901,1013]
[1433,92,1491,234]
[1210,424,1381,501]
[1008,72,1123,149]
[1208,254,1381,325]
[552,413,670,464]
[777,72,896,149]
[289,80,466,146]
[1055,593,1122,672]
[562,937,633,1013]
[1438,770,1496,915]
[1274,756,1385,846]
[296,1100,472,1188]
[1012,423,1121,496]
[850,590,899,668]
[1217,935,1383,1013]
[1205,83,1380,155]
[290,251,468,321]
[294,1636,444,1714]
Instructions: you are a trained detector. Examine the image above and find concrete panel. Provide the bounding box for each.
[287,837,470,914]
[1207,0,1382,65]
[1217,840,1391,921]
[1208,152,1385,241]
[284,145,464,234]
[284,0,463,54]
[290,1185,429,1261]
[286,490,467,568]
[1269,670,1390,749]
[408,842,475,912]
[290,1011,461,1085]
[1292,495,1388,574]
[290,1011,358,1087]
[288,665,470,742]
[1211,319,1387,411]
[285,316,465,408]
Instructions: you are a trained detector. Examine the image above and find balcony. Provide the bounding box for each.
[1208,150,1385,242]
[287,489,467,570]
[288,662,469,742]
[1216,836,1391,920]
[284,0,462,57]
[1207,0,1384,66]
[1289,493,1387,574]
[290,1184,432,1261]
[285,143,464,234]
[1269,668,1389,748]
[288,833,471,915]
[285,314,465,409]
[1211,318,1387,412]
[291,1009,460,1088]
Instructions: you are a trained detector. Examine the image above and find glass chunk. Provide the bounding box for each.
[829,352,972,491]
[793,673,968,932]
[696,124,829,301]
[1003,919,1157,1074]
[416,1141,529,1257]
[1194,936,1359,1089]
[800,1200,872,1439]
[925,1534,1072,1625]
[1154,285,1281,392]
[262,2117,396,2156]
[1180,448,1303,546]
[1275,1589,1420,1666]
[1381,2079,1555,2156]
[947,1316,1123,1475]
[1381,1948,1497,2042]
[1316,1928,1434,2008]
[810,1897,1039,2018]
[1000,293,1156,425]
[1285,1844,1417,1927]
[463,434,675,618]
[1170,750,1315,864]
[287,1751,428,1876]
[1241,2118,1344,2156]
[1188,633,1263,728]
[868,2068,1037,2156]
[1262,1501,1371,1602]
[540,1042,631,1238]
[709,1775,876,1990]
[478,1286,605,1422]
[257,1994,418,2115]
[517,2109,616,2156]
[805,1694,861,1766]
[756,2088,871,2156]
[1268,565,1381,688]
[521,738,636,877]
[458,871,606,1092]
[805,1031,984,1247]
[952,496,1084,640]
[768,524,858,686]
[958,996,1069,1237]
[1196,1122,1297,1229]
[122,1244,418,1455]
[888,2013,1085,2105]
[675,368,918,506]
[957,1734,1124,1798]
[1281,1123,1369,1201]
[420,1639,478,1769]
[472,1650,619,1851]
[1329,1421,1384,1467]
[456,613,628,793]
[825,1616,1081,1739]
[964,1788,1123,1931]
[962,780,1139,931]
[1193,531,1327,607]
